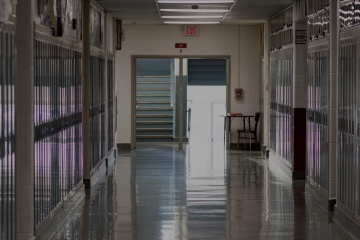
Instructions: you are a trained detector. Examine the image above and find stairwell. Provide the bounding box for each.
[136,76,174,142]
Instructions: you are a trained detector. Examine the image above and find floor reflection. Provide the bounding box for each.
[40,143,356,240]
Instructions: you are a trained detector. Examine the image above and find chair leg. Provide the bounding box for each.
[237,132,240,151]
[254,133,258,151]
[249,132,251,151]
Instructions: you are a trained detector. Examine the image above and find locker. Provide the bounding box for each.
[33,39,88,226]
[337,38,358,217]
[270,7,293,52]
[307,46,329,192]
[108,59,114,152]
[0,26,16,239]
[270,55,293,164]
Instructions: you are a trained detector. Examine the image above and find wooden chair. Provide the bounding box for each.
[237,112,261,151]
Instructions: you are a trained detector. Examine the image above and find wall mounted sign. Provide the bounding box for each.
[116,19,122,50]
[175,43,187,48]
[295,30,307,44]
[184,26,198,36]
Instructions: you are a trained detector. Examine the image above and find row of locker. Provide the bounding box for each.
[50,169,115,240]
[89,56,106,170]
[307,0,329,15]
[269,57,293,165]
[270,7,293,35]
[0,30,15,239]
[270,34,360,231]
[308,9,330,41]
[270,29,293,52]
[108,60,114,152]
[270,58,293,108]
[338,40,359,216]
[340,0,360,30]
[269,0,360,231]
[33,38,115,227]
[270,7,293,52]
[34,125,83,226]
[307,49,329,192]
[34,42,82,127]
[269,52,328,204]
[306,0,360,39]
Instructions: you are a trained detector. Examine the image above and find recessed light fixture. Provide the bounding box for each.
[158,0,234,3]
[164,21,220,24]
[160,9,229,13]
[162,15,223,18]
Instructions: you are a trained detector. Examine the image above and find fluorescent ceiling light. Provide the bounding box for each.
[164,21,220,24]
[162,15,223,18]
[161,9,228,12]
[158,0,234,3]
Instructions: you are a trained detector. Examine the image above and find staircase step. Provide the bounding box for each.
[138,103,172,108]
[136,135,173,139]
[137,88,170,91]
[137,75,171,78]
[137,110,173,115]
[137,108,173,111]
[136,131,173,136]
[138,101,171,104]
[136,125,173,129]
[136,122,173,128]
[137,128,173,132]
[136,90,171,95]
[136,96,171,102]
[136,77,172,84]
[137,94,170,97]
[137,121,173,125]
[137,114,173,118]
[137,82,171,84]
[137,83,171,88]
[136,74,173,142]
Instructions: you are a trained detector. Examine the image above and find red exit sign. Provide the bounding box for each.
[185,26,198,36]
[175,43,187,48]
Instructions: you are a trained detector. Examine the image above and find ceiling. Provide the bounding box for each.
[96,0,295,25]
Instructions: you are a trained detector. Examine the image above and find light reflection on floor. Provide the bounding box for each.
[36,142,357,240]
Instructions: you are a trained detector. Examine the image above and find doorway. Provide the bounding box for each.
[135,58,175,143]
[131,56,231,150]
[186,59,226,143]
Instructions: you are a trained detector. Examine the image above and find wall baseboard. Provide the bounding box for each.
[107,148,117,166]
[35,183,85,238]
[230,143,261,151]
[269,151,305,180]
[117,143,131,150]
[262,145,267,155]
[305,181,335,211]
[334,206,360,239]
[90,160,107,187]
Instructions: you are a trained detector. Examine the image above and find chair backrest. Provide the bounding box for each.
[253,112,261,132]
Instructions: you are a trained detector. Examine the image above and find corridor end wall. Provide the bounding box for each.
[115,24,261,148]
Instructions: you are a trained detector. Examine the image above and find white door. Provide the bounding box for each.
[211,102,226,142]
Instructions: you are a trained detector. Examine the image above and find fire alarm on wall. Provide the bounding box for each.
[234,88,243,100]
[184,26,198,36]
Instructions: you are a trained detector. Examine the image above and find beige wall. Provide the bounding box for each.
[115,24,262,144]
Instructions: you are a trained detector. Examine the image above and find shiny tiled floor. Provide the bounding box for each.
[38,142,357,239]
